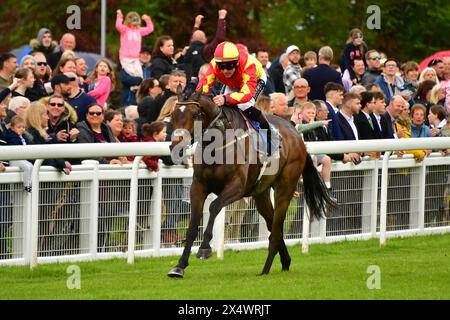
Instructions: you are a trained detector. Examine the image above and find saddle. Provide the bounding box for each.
[235,108,278,161]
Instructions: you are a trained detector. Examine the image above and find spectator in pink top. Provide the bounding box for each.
[86,59,115,108]
[116,9,154,79]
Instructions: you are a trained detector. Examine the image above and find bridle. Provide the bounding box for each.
[175,100,223,130]
[174,100,248,154]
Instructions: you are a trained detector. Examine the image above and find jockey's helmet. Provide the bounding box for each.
[214,41,240,63]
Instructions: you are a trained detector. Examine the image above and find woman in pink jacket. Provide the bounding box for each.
[87,59,115,108]
[116,9,154,79]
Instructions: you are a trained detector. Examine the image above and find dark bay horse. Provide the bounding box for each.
[167,89,336,278]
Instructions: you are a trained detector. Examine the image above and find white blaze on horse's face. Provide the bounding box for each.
[179,106,186,113]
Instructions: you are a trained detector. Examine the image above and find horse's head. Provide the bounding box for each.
[170,85,221,149]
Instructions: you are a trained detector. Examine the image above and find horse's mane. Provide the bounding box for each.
[193,94,247,129]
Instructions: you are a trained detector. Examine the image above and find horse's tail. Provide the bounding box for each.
[302,153,337,220]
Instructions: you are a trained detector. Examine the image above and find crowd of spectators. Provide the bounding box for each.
[1,9,450,248]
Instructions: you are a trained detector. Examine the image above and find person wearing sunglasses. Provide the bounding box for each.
[360,50,383,89]
[197,41,279,156]
[24,100,73,174]
[26,52,50,102]
[45,94,79,145]
[76,103,122,165]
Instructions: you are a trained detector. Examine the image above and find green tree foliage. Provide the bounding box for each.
[1,0,449,64]
[261,0,450,63]
[0,0,270,61]
[0,0,166,59]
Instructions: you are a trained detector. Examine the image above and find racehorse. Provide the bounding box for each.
[167,88,336,278]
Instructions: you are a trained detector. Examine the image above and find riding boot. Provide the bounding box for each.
[243,107,274,156]
[254,113,272,156]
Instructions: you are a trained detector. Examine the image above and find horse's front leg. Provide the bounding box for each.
[197,178,244,259]
[168,180,207,278]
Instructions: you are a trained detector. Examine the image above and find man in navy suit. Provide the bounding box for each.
[324,82,345,140]
[370,91,387,139]
[303,46,343,101]
[354,91,377,140]
[337,92,362,143]
[335,92,365,235]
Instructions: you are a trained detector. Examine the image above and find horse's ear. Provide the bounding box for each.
[193,87,202,101]
[176,84,184,102]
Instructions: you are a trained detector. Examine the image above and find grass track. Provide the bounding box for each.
[0,234,449,300]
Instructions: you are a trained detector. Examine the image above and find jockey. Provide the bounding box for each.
[197,41,278,156]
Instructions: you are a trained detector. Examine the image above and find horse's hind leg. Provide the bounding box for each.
[262,166,300,275]
[253,189,291,272]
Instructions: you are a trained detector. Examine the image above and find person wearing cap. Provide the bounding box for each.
[64,72,96,122]
[198,41,280,156]
[283,45,302,95]
[140,47,152,80]
[51,73,73,99]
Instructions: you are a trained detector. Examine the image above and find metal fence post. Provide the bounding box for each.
[417,160,427,232]
[302,197,310,254]
[371,160,379,236]
[151,170,163,256]
[29,159,43,269]
[127,156,143,264]
[22,187,32,263]
[83,160,99,259]
[379,152,391,246]
[362,160,378,235]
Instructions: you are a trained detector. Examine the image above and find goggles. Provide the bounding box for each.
[217,61,237,70]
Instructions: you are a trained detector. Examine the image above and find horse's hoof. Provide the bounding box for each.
[282,266,290,271]
[168,267,184,278]
[196,248,212,260]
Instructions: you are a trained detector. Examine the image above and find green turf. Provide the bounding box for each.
[0,234,449,300]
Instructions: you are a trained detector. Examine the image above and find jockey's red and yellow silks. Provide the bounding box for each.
[197,50,264,105]
[213,41,240,62]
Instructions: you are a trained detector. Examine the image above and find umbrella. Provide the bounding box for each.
[419,50,450,73]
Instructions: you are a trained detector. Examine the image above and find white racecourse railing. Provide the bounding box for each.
[0,138,449,268]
